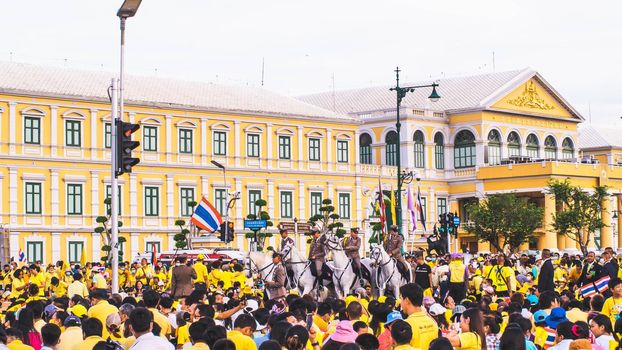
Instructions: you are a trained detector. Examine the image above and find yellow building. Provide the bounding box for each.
[0,62,619,263]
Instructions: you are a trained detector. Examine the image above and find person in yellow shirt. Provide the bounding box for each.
[489,255,513,297]
[601,277,622,325]
[92,268,108,290]
[447,308,485,350]
[208,261,223,290]
[87,289,119,339]
[2,264,13,290]
[219,264,233,291]
[227,314,257,350]
[232,264,247,288]
[49,277,68,298]
[118,263,131,291]
[135,259,154,285]
[399,283,438,349]
[71,318,106,350]
[28,265,45,297]
[10,269,28,300]
[186,322,210,350]
[193,255,209,287]
[6,328,34,350]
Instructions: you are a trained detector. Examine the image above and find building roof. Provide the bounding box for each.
[0,61,353,121]
[578,124,622,149]
[297,68,583,120]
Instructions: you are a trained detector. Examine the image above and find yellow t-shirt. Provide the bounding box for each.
[227,330,257,350]
[177,324,190,346]
[52,281,68,298]
[602,296,622,324]
[193,263,208,284]
[490,266,512,292]
[554,267,568,283]
[457,332,482,350]
[220,271,233,290]
[405,311,438,350]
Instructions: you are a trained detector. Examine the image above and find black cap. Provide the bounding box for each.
[272,252,283,259]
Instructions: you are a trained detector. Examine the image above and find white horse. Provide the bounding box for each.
[247,251,278,299]
[323,233,358,299]
[369,244,409,298]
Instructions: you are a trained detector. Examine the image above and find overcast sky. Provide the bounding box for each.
[2,0,620,123]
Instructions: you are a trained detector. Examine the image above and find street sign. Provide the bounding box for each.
[244,220,267,229]
[278,221,312,234]
[453,216,461,226]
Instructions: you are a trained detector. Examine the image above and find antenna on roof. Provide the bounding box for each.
[492,51,496,72]
[331,73,336,112]
[261,57,265,86]
[589,103,592,123]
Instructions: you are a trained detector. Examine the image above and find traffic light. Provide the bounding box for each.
[116,120,140,176]
[226,222,234,243]
[219,222,226,242]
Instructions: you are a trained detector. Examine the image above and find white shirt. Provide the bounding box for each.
[595,334,615,349]
[129,333,174,350]
[548,339,572,350]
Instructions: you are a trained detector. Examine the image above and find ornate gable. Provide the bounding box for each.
[490,78,575,119]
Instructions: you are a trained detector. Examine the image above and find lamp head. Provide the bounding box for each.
[428,85,440,102]
[117,0,142,19]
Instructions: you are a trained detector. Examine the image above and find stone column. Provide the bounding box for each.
[92,234,101,262]
[166,175,174,227]
[541,193,557,250]
[326,129,333,172]
[267,179,275,214]
[91,172,99,225]
[8,102,16,154]
[201,176,209,197]
[266,123,273,169]
[51,170,59,225]
[354,130,361,167]
[557,234,566,251]
[51,232,61,262]
[129,174,138,227]
[234,121,241,167]
[298,181,306,249]
[297,126,304,170]
[90,109,98,160]
[50,105,58,156]
[475,140,485,167]
[8,168,17,225]
[201,118,208,165]
[130,233,139,258]
[355,177,362,226]
[165,115,173,163]
[601,196,613,248]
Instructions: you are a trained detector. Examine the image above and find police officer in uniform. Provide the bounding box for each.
[278,228,295,285]
[344,227,362,280]
[384,225,410,282]
[308,228,327,287]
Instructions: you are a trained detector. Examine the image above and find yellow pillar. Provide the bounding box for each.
[477,240,491,253]
[557,234,566,250]
[601,197,613,249]
[565,236,576,250]
[540,194,557,250]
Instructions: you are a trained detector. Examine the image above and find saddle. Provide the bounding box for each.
[351,260,371,282]
[310,262,333,280]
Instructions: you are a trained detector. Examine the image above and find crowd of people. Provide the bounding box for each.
[1,245,622,350]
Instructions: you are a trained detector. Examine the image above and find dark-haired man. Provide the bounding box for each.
[264,253,287,301]
[227,314,257,350]
[87,290,118,339]
[389,320,414,350]
[72,318,105,350]
[142,290,171,339]
[399,283,437,349]
[128,307,174,350]
[187,322,209,350]
[40,324,61,350]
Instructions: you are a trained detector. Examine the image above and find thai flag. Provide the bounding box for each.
[191,196,223,232]
[595,276,611,293]
[580,282,598,298]
[416,186,426,232]
[18,249,25,262]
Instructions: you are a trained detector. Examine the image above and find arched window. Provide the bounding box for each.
[507,132,521,157]
[454,130,476,168]
[413,130,425,168]
[526,134,539,159]
[487,130,501,165]
[359,133,372,164]
[544,136,557,160]
[562,138,574,160]
[385,131,398,166]
[434,132,444,170]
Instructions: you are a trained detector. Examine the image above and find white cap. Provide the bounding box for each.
[428,303,447,316]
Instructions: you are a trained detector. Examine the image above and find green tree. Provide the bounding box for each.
[244,198,274,251]
[309,199,347,241]
[173,200,197,249]
[463,193,543,254]
[547,179,608,255]
[94,198,126,262]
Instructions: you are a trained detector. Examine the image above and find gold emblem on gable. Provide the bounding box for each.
[507,81,555,110]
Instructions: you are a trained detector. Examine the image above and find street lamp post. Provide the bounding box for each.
[111,0,142,294]
[389,67,440,236]
[211,160,230,248]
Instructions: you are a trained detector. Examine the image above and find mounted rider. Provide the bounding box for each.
[278,228,295,284]
[344,227,362,280]
[384,224,411,282]
[309,227,327,287]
